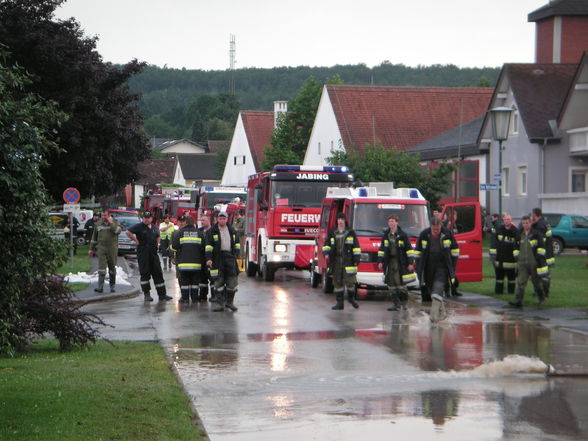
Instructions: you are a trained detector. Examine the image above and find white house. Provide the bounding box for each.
[221,101,286,186]
[156,139,207,157]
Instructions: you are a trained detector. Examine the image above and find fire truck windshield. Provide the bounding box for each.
[271,181,346,208]
[203,192,244,209]
[352,203,429,238]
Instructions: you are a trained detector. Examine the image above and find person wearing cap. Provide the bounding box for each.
[126,211,172,302]
[198,214,215,302]
[322,212,361,310]
[413,217,459,302]
[89,210,121,293]
[172,215,205,304]
[378,214,415,311]
[205,210,240,312]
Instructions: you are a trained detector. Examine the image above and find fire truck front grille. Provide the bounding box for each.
[279,225,319,236]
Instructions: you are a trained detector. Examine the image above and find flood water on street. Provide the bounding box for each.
[87,269,588,441]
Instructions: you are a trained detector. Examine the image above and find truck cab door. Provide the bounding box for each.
[317,199,345,270]
[441,202,482,282]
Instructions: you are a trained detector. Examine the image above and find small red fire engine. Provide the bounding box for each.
[310,184,482,297]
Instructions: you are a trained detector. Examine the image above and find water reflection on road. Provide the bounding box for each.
[142,271,588,440]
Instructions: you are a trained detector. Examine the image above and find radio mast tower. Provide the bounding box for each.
[229,34,236,95]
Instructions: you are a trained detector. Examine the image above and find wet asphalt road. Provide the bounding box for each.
[84,266,588,441]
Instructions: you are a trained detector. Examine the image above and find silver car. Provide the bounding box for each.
[117,215,141,255]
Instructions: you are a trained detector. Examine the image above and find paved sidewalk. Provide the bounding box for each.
[445,290,588,336]
[74,254,140,303]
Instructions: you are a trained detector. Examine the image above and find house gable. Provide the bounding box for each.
[159,139,207,156]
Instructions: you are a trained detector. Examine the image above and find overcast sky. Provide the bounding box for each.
[54,0,547,71]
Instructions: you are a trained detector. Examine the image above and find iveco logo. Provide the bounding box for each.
[296,173,329,180]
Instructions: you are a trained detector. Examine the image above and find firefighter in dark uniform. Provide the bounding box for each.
[126,211,172,302]
[413,217,459,302]
[198,214,215,302]
[492,213,519,295]
[509,215,548,308]
[378,214,416,311]
[172,215,204,304]
[531,207,554,297]
[205,211,240,312]
[323,212,361,310]
[89,210,121,293]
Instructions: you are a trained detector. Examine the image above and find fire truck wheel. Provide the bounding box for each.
[310,267,321,288]
[245,246,257,277]
[322,269,333,293]
[261,260,275,282]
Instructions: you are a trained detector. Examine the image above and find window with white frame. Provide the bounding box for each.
[571,168,588,192]
[233,155,246,166]
[569,129,588,153]
[511,110,519,135]
[502,167,510,196]
[518,166,527,195]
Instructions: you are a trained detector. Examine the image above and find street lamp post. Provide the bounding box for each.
[489,107,513,218]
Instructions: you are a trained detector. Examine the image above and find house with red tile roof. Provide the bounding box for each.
[221,101,286,186]
[303,84,493,166]
[479,53,588,218]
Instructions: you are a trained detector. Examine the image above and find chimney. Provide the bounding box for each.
[273,100,288,128]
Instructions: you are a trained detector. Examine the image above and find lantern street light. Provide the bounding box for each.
[489,107,513,219]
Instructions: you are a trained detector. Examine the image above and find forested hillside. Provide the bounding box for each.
[129,63,500,140]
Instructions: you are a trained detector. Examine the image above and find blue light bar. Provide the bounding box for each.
[323,166,349,173]
[204,186,214,191]
[409,190,419,199]
[273,165,300,172]
[358,188,368,197]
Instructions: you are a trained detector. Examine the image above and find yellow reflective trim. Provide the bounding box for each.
[322,246,331,253]
[413,250,422,257]
[497,235,504,241]
[213,234,219,241]
[502,262,516,269]
[421,240,428,248]
[513,250,520,256]
[345,237,354,243]
[344,266,357,275]
[530,239,538,246]
[443,239,451,248]
[180,237,201,243]
[178,263,202,270]
[451,249,460,257]
[537,266,549,275]
[352,247,361,253]
[402,273,417,283]
[546,230,552,237]
[489,248,497,255]
[384,240,389,246]
[546,257,555,266]
[210,269,219,277]
[377,251,385,256]
[537,247,546,256]
[205,245,214,252]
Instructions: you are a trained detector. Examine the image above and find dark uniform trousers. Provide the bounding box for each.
[138,245,166,298]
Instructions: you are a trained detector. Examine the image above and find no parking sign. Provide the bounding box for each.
[63,187,80,204]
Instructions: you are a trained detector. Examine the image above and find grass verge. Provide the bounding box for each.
[0,340,205,441]
[57,244,92,275]
[462,254,588,308]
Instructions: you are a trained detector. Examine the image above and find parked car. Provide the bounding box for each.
[117,215,141,255]
[543,213,588,255]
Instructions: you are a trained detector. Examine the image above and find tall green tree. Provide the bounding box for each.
[263,75,343,170]
[328,143,456,208]
[0,0,149,200]
[1,48,104,354]
[185,92,240,143]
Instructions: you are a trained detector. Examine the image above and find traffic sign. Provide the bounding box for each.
[480,183,499,191]
[493,173,502,182]
[63,187,80,204]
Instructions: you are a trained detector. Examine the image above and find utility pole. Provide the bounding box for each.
[229,34,236,95]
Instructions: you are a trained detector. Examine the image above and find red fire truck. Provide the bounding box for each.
[310,184,482,297]
[142,192,197,223]
[192,186,246,225]
[245,165,354,281]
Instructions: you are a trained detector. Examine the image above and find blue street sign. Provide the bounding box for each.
[480,183,499,191]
